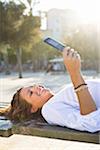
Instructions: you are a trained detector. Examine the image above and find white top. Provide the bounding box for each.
[41,79,100,133]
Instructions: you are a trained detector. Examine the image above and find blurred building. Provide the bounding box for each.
[41,9,80,42]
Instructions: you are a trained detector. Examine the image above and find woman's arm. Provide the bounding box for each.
[62,47,96,115]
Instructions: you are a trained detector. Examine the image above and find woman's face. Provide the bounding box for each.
[20,85,54,112]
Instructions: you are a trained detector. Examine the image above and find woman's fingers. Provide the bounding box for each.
[68,49,74,57]
[62,46,81,75]
[73,51,80,59]
[64,47,70,55]
[63,47,80,59]
[67,47,81,59]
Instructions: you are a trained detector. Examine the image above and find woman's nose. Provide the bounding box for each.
[30,85,44,94]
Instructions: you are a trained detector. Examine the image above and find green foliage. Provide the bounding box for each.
[21,38,61,70]
[0,1,41,72]
[0,1,40,48]
[64,24,99,70]
[7,48,16,64]
[0,1,99,72]
[0,1,25,44]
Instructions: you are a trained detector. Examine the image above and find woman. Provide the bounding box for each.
[0,47,100,132]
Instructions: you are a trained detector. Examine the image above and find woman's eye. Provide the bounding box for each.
[39,85,44,88]
[30,91,33,96]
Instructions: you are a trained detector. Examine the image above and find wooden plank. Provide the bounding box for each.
[0,102,100,143]
[12,119,100,144]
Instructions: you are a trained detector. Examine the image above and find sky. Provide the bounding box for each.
[1,0,100,22]
[19,0,100,23]
[15,0,99,30]
[1,0,100,28]
[33,0,99,11]
[1,0,100,13]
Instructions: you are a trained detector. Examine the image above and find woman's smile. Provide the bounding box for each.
[20,84,54,111]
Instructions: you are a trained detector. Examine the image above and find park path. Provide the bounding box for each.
[0,134,100,150]
[0,72,70,103]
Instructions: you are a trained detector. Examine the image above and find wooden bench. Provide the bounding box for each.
[0,102,100,144]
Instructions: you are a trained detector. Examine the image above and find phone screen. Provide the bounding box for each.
[44,37,65,51]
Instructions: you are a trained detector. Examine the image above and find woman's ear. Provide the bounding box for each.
[31,106,38,113]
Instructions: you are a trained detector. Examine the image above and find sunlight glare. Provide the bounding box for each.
[39,0,100,23]
[72,0,100,23]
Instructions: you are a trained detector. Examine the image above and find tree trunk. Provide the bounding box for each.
[3,52,10,75]
[16,48,23,78]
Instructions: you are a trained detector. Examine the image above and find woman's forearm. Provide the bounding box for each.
[62,47,97,115]
[70,72,97,115]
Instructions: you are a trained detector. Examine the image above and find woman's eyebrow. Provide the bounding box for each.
[29,86,34,88]
[27,88,31,93]
[25,88,31,97]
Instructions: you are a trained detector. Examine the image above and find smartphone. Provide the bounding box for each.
[44,37,66,51]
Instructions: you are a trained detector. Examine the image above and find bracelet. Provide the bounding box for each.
[75,85,88,92]
[74,83,87,90]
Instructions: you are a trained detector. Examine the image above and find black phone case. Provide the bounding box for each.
[44,37,65,51]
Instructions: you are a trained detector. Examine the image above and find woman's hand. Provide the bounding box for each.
[62,47,81,76]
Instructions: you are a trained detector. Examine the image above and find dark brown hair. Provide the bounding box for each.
[0,88,42,122]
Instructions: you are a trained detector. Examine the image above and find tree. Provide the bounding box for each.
[64,24,99,71]
[31,39,61,71]
[0,1,40,77]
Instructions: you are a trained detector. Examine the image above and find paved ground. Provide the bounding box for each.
[0,71,99,103]
[0,71,100,149]
[0,71,71,103]
[0,134,100,150]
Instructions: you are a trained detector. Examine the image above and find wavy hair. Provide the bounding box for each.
[0,88,42,122]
